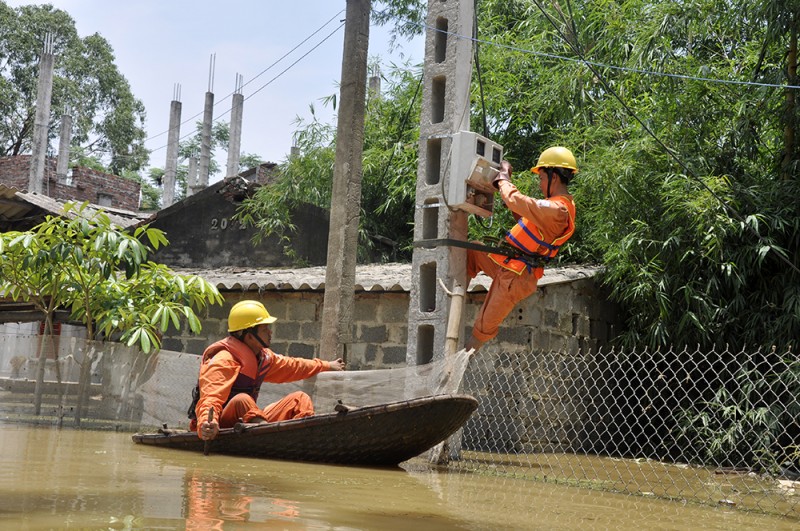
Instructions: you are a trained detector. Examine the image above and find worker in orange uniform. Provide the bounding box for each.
[189,300,345,440]
[464,146,577,352]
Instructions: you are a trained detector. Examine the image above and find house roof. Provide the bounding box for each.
[172,263,603,293]
[0,184,146,229]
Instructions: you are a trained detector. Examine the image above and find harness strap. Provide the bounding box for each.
[412,238,550,269]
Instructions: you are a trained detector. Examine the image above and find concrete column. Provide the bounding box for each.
[198,91,214,188]
[226,74,244,178]
[163,93,182,207]
[319,0,371,361]
[187,155,199,197]
[56,113,72,182]
[368,75,381,99]
[406,0,475,365]
[28,34,55,195]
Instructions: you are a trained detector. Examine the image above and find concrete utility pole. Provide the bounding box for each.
[186,154,199,197]
[56,110,72,182]
[199,54,215,190]
[406,0,475,365]
[226,74,244,178]
[163,84,182,207]
[320,0,371,361]
[28,33,55,195]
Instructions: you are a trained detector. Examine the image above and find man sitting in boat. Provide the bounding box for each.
[189,300,345,441]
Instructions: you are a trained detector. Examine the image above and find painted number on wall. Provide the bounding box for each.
[210,217,246,231]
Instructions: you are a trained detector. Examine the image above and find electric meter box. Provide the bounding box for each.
[447,131,504,217]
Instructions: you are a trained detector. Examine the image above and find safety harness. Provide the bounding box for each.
[412,238,552,270]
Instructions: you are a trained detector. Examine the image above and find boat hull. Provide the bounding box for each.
[132,394,478,466]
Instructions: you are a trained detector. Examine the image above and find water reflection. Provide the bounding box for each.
[183,469,303,530]
[1,425,797,530]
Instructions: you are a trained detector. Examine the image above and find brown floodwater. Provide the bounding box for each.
[1,425,797,530]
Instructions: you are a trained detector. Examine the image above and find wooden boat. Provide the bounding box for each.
[132,394,478,466]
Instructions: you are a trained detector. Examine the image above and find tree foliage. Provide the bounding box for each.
[0,2,148,173]
[237,61,422,263]
[0,202,223,353]
[467,0,799,350]
[0,202,224,422]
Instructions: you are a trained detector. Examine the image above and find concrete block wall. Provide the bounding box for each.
[158,272,619,374]
[465,277,619,355]
[0,155,140,211]
[159,291,412,370]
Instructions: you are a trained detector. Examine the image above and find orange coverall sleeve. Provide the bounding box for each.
[194,351,240,432]
[498,181,571,241]
[263,351,329,383]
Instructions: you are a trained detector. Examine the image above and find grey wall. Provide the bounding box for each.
[148,194,330,269]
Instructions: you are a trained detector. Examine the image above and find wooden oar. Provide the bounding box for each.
[203,408,214,456]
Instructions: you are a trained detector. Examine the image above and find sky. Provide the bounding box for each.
[5,1,424,180]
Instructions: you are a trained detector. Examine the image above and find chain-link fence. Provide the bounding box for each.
[453,345,800,517]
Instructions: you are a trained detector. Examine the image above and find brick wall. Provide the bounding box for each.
[0,156,140,211]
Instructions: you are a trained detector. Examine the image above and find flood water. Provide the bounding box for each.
[1,425,797,530]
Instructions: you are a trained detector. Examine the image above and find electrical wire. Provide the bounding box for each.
[473,0,488,138]
[146,21,345,156]
[375,71,424,188]
[382,8,800,91]
[143,10,345,147]
[80,10,346,164]
[383,6,797,274]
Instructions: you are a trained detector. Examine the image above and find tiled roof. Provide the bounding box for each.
[172,263,602,293]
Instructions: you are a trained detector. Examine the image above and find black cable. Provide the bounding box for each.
[473,0,488,138]
[531,0,800,275]
[376,71,424,186]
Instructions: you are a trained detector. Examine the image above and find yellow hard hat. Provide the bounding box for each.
[228,300,277,332]
[530,146,578,173]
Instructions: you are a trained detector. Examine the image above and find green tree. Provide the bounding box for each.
[0,2,148,173]
[462,0,799,349]
[0,226,66,414]
[0,202,223,424]
[243,1,797,348]
[237,61,422,263]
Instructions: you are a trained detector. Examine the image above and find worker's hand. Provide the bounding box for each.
[492,171,511,189]
[328,358,346,371]
[199,418,219,441]
[492,160,513,189]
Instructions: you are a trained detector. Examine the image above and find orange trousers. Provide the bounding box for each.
[218,390,315,428]
[467,249,540,343]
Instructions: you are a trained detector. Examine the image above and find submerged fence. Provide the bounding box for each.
[0,333,797,517]
[455,345,800,517]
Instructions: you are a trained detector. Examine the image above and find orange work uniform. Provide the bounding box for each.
[189,336,330,436]
[468,183,575,343]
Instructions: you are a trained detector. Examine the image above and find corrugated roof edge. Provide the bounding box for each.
[172,263,603,293]
[0,183,147,229]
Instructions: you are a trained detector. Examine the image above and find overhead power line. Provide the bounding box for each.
[379,8,800,91]
[143,9,346,148]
